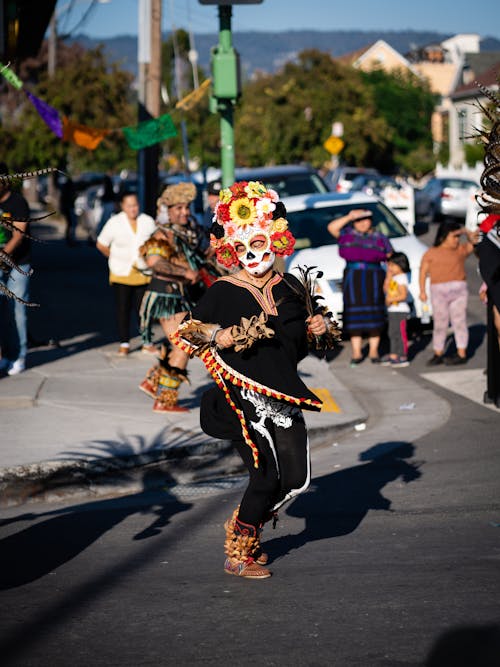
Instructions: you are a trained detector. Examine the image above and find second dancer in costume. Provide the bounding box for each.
[138,182,218,413]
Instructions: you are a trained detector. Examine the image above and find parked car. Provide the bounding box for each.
[282,191,431,326]
[325,166,380,193]
[350,174,415,233]
[414,177,479,222]
[204,165,329,199]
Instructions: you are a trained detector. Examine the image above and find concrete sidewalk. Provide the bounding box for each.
[0,337,367,506]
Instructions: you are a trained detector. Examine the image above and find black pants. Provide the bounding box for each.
[112,282,147,344]
[387,312,408,357]
[232,389,310,529]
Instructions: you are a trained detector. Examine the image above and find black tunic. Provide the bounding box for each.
[189,272,322,442]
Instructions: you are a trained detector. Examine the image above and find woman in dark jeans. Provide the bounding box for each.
[328,208,393,365]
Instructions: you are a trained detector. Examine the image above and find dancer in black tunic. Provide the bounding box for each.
[172,180,339,578]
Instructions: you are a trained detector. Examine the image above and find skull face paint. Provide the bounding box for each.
[233,228,275,276]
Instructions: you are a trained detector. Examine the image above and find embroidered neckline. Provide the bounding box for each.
[218,273,282,315]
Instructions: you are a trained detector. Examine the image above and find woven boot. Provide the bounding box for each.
[139,364,160,399]
[224,518,272,579]
[152,363,189,413]
[224,507,268,566]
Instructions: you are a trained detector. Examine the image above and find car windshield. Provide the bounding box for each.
[441,179,478,190]
[238,173,328,198]
[287,201,408,250]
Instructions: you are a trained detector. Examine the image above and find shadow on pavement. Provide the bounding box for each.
[265,441,423,561]
[0,468,192,592]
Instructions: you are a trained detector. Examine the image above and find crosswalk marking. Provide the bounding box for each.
[420,369,499,412]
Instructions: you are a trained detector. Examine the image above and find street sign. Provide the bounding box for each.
[324,136,345,155]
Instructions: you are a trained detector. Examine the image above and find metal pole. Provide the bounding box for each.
[218,5,234,188]
[48,12,56,78]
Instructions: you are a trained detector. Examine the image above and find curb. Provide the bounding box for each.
[0,417,366,508]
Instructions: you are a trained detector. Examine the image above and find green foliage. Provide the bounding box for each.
[0,42,137,174]
[0,39,439,180]
[235,50,391,169]
[464,141,484,167]
[360,68,437,173]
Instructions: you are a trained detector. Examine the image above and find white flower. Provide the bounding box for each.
[266,188,279,202]
[255,197,276,218]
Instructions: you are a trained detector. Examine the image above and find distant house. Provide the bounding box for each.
[339,39,417,74]
[406,34,483,164]
[449,61,500,168]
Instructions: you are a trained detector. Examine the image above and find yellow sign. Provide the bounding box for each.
[323,135,345,155]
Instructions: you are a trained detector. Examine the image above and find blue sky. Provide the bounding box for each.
[55,0,500,39]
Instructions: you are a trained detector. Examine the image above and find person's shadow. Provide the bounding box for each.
[264,441,422,560]
[0,468,192,591]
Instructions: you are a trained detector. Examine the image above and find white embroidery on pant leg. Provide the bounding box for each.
[240,389,302,480]
[271,434,311,512]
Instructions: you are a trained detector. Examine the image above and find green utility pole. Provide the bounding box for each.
[199,0,263,187]
[215,5,236,188]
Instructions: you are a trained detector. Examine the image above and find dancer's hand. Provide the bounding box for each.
[215,327,235,349]
[307,314,327,336]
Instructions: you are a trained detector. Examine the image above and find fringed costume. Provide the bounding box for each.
[138,181,219,412]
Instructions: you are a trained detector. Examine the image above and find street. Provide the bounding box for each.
[0,220,499,666]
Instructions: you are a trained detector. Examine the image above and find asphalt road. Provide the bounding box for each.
[1,219,498,667]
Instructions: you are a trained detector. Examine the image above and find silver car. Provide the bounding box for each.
[414,177,479,222]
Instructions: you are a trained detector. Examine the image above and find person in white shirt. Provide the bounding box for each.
[381,252,411,368]
[96,191,156,356]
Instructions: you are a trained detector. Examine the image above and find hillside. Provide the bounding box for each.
[71,29,500,79]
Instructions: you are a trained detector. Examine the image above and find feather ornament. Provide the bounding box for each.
[279,266,342,352]
[474,82,500,218]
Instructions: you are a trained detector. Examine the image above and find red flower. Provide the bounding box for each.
[229,181,249,198]
[216,243,239,268]
[270,230,296,256]
[216,202,231,223]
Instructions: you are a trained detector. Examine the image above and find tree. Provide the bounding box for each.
[360,68,437,173]
[234,50,391,169]
[0,42,136,174]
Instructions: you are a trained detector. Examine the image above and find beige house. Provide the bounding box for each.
[339,39,416,74]
[338,34,499,168]
[408,35,481,164]
[449,62,500,168]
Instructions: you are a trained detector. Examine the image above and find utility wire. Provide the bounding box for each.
[59,0,99,39]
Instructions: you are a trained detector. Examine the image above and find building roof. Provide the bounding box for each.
[337,39,414,73]
[452,61,500,98]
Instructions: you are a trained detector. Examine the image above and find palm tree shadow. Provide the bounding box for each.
[0,468,191,591]
[265,441,422,561]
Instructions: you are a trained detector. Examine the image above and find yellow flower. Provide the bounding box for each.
[219,187,233,204]
[245,181,267,198]
[271,217,288,233]
[229,197,257,226]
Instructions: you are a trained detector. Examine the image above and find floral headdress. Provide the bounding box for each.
[209,180,296,268]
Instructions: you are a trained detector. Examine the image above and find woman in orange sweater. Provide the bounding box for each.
[419,220,478,365]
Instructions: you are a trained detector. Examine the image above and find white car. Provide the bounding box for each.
[282,192,431,326]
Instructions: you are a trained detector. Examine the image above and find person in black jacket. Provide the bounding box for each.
[171,181,339,579]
